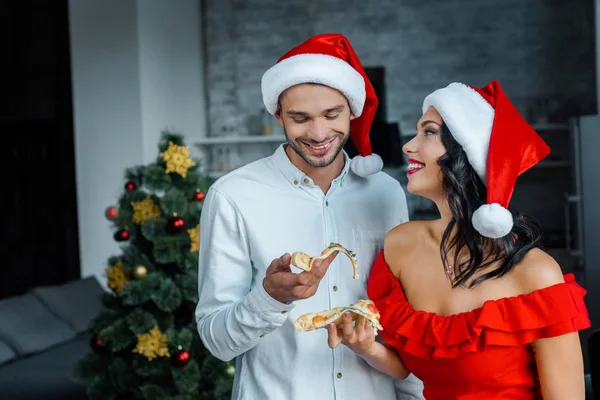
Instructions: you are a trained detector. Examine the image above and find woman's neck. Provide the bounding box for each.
[431,197,454,240]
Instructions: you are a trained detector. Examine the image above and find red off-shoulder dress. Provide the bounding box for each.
[367,251,590,400]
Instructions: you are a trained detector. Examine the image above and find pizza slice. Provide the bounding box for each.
[294,299,383,335]
[290,242,359,279]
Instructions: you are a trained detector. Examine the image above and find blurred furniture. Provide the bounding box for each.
[0,276,105,399]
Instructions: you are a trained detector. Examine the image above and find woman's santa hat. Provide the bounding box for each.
[422,80,551,239]
[261,33,383,177]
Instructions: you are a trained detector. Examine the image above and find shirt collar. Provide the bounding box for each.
[272,144,351,188]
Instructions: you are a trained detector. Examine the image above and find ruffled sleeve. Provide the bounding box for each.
[367,250,591,359]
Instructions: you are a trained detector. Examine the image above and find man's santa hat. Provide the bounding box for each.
[422,80,550,239]
[261,33,382,177]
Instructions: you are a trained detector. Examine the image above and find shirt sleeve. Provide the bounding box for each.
[195,187,295,362]
[393,373,425,400]
[397,184,409,223]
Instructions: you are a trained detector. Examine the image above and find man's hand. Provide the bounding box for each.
[263,251,338,304]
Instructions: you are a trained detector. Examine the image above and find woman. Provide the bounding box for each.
[326,80,590,399]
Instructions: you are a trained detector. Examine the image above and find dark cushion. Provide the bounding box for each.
[0,334,89,400]
[0,339,16,366]
[31,276,105,334]
[0,293,76,356]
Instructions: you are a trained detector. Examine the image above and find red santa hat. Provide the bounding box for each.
[422,80,551,239]
[261,33,383,177]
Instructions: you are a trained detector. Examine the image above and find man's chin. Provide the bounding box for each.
[305,156,334,168]
[300,147,342,168]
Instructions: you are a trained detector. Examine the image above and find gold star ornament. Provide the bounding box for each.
[106,260,129,295]
[132,325,170,361]
[188,224,200,252]
[159,141,196,178]
[131,196,161,224]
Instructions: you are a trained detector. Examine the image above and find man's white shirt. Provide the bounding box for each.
[196,145,424,400]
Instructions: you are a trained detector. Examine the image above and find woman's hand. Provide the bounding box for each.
[327,312,376,356]
[327,311,410,380]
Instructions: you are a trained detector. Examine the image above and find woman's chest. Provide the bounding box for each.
[400,257,519,317]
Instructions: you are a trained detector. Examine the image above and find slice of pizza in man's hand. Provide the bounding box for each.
[290,242,359,279]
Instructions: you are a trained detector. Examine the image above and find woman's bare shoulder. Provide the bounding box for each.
[383,221,431,276]
[384,220,427,247]
[512,248,565,294]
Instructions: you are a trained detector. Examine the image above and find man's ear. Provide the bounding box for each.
[350,112,356,121]
[274,105,284,127]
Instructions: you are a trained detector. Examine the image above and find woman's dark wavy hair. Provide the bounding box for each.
[438,123,543,288]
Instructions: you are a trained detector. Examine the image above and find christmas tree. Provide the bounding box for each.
[75,132,234,400]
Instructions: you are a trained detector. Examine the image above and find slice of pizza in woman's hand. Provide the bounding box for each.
[294,299,383,335]
[290,242,359,279]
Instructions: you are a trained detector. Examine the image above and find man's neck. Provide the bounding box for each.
[285,146,345,194]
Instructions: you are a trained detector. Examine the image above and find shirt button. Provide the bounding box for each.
[259,333,265,338]
[281,310,287,314]
[333,285,338,292]
[325,200,329,206]
[303,178,309,184]
[293,180,298,185]
[337,372,342,379]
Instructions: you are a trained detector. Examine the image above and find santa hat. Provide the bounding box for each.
[261,33,383,177]
[422,80,550,239]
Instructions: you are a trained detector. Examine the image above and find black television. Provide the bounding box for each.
[343,67,404,167]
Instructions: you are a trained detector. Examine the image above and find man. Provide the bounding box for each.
[195,33,424,400]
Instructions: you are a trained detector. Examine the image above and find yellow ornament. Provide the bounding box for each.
[188,224,200,252]
[131,196,161,224]
[159,141,196,178]
[106,260,129,295]
[133,264,147,279]
[132,325,170,361]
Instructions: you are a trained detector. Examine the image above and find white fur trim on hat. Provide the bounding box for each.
[261,54,366,116]
[472,203,513,238]
[422,83,494,183]
[350,154,383,177]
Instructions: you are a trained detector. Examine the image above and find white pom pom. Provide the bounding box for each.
[350,154,383,177]
[472,203,513,238]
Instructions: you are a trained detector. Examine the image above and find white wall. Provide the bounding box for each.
[69,0,206,285]
[137,0,208,162]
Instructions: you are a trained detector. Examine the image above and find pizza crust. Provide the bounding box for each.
[290,242,359,279]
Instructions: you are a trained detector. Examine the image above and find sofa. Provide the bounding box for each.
[0,276,106,400]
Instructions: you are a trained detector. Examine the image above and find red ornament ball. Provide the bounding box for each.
[193,190,205,202]
[90,335,108,354]
[105,206,118,221]
[125,181,137,191]
[167,214,185,233]
[174,349,190,367]
[114,229,130,241]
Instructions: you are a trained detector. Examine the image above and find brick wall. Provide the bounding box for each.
[201,0,595,248]
[203,0,596,137]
